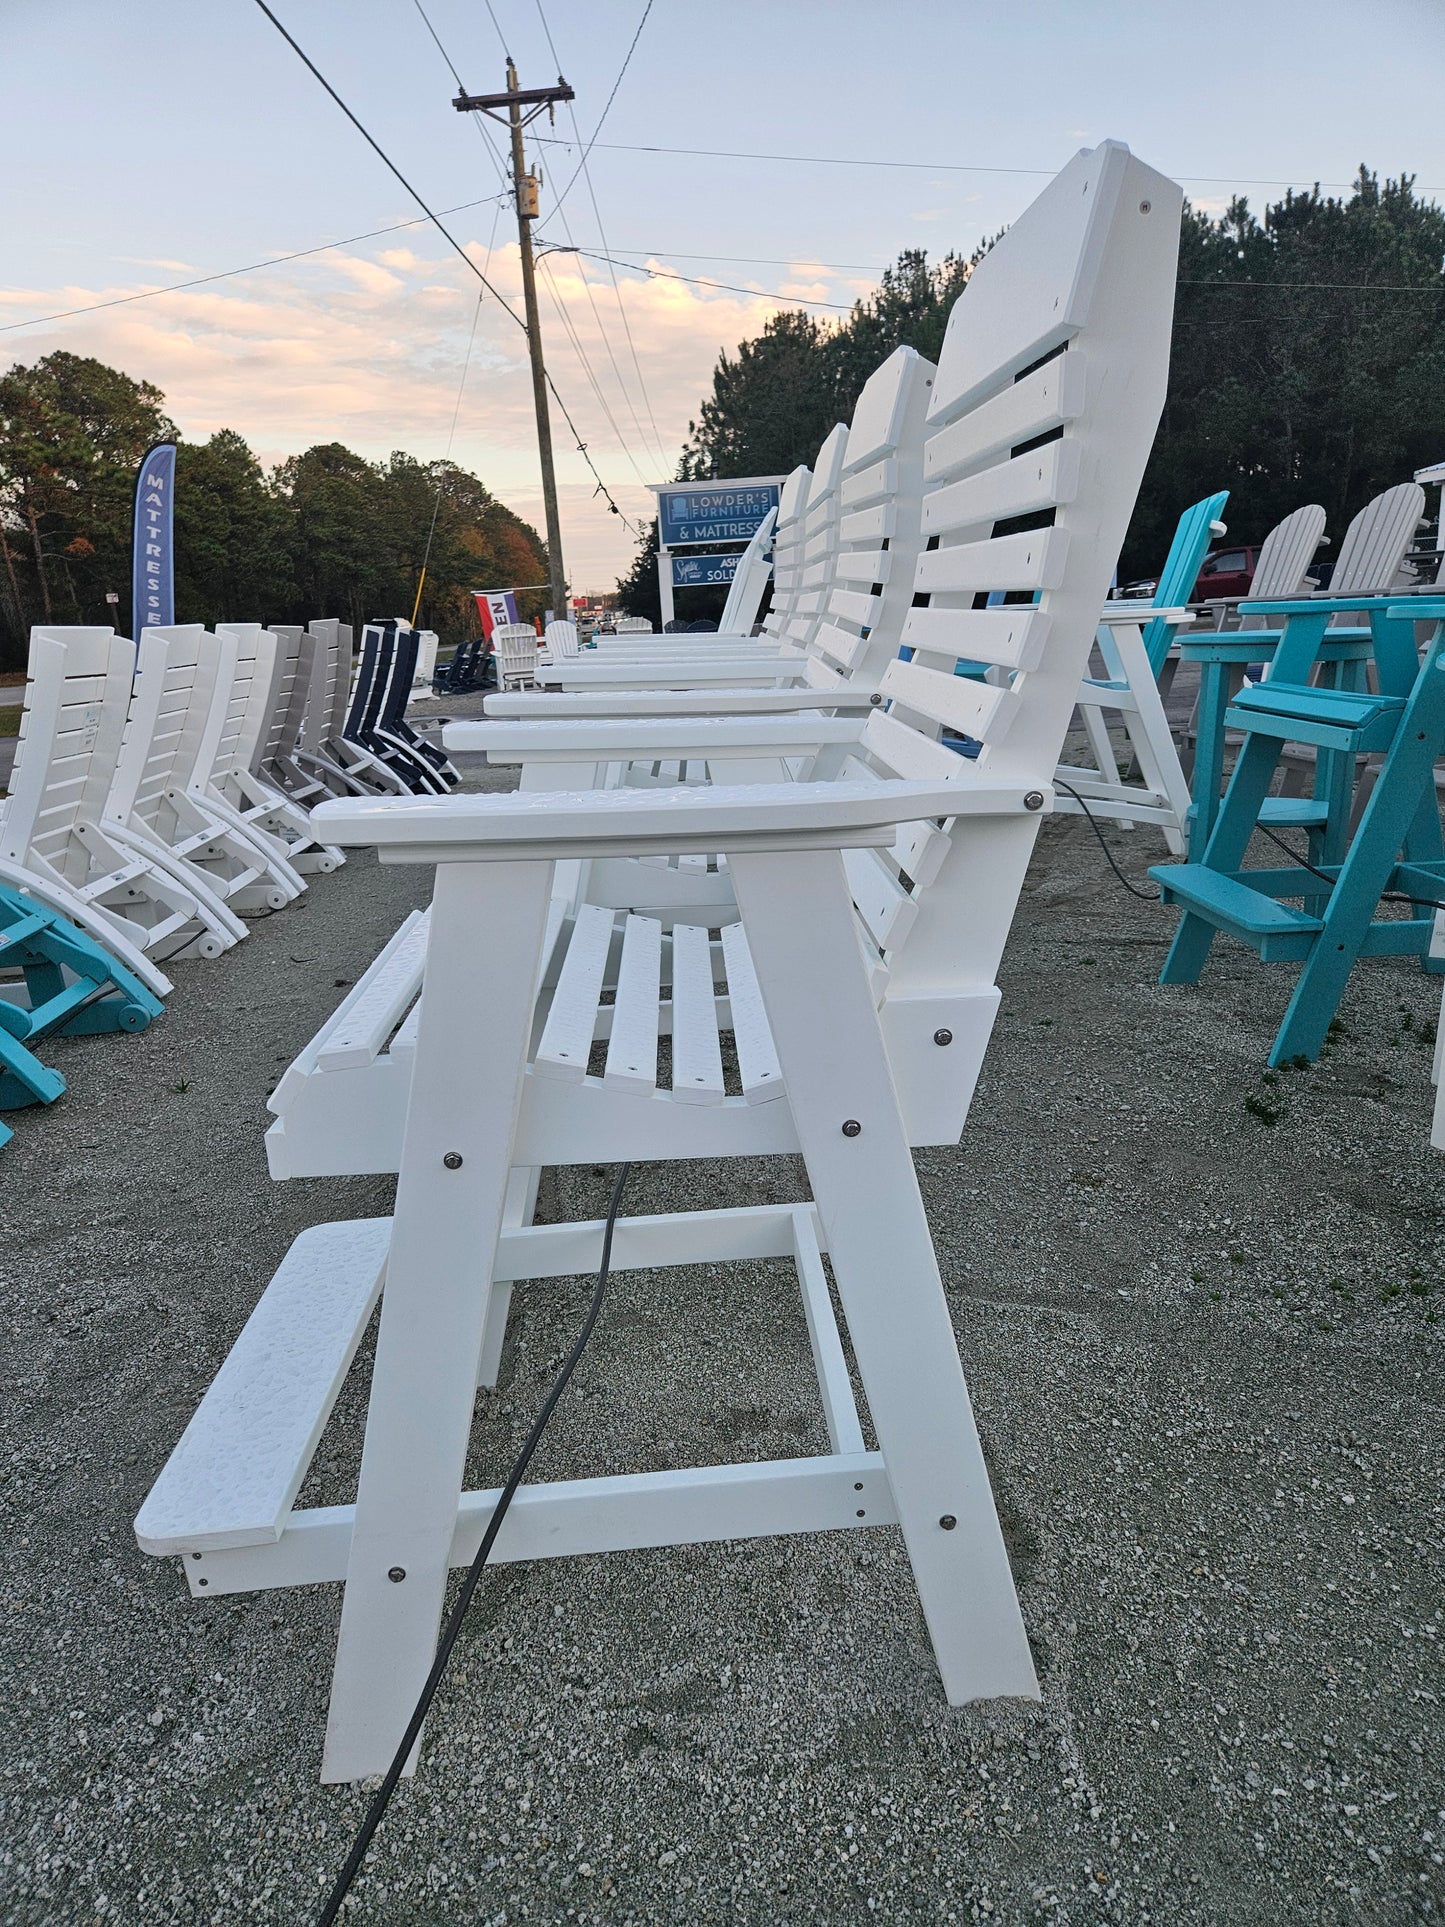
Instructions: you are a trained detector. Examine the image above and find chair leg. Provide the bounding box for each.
[320,858,556,1783]
[1186,661,1235,860]
[730,850,1039,1706]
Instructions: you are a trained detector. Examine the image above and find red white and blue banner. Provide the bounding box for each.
[131,442,177,641]
[471,589,520,639]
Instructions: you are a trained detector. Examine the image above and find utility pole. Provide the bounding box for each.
[455,64,574,620]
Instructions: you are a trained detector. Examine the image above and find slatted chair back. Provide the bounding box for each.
[237,624,292,782]
[1,628,134,886]
[1140,490,1229,673]
[2,628,131,882]
[106,625,221,838]
[847,143,1182,1048]
[1331,484,1426,595]
[194,622,265,794]
[614,615,654,635]
[799,346,935,699]
[544,619,580,659]
[758,464,812,639]
[784,423,851,652]
[1245,503,1328,603]
[717,505,777,635]
[493,621,542,691]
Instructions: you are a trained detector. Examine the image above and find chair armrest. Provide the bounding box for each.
[538,655,799,688]
[1097,602,1194,626]
[311,776,1046,865]
[1250,594,1445,619]
[481,687,883,719]
[443,715,865,761]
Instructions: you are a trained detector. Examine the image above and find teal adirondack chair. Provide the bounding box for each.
[1180,484,1425,859]
[0,884,165,1142]
[1151,593,1445,1065]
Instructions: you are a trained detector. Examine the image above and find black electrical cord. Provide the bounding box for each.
[1052,779,1162,901]
[1254,818,1444,914]
[316,1160,633,1925]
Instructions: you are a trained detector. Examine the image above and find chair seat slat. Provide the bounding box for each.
[604,914,662,1092]
[535,902,615,1081]
[719,923,783,1103]
[669,922,725,1105]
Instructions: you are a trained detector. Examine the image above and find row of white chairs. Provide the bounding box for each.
[0,619,409,997]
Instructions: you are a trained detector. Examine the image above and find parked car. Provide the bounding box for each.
[1119,543,1262,603]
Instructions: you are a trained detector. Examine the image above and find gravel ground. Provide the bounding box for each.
[2,707,1443,1925]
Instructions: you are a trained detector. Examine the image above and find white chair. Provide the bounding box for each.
[539,619,580,664]
[613,615,654,634]
[1201,503,1328,631]
[0,628,212,988]
[136,143,1181,1783]
[408,629,440,700]
[208,624,345,874]
[492,622,543,692]
[718,503,776,636]
[536,435,850,692]
[102,625,304,921]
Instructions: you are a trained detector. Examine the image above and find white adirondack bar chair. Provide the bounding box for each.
[537,434,850,691]
[492,621,543,692]
[1201,502,1328,630]
[613,615,653,634]
[209,624,345,874]
[755,466,812,641]
[136,143,1181,1784]
[0,629,214,991]
[718,502,776,635]
[474,347,936,811]
[103,625,304,923]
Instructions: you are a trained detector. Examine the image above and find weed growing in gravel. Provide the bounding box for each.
[1244,1093,1280,1125]
[170,1079,190,1094]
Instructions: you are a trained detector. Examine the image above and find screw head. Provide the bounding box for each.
[933,1028,953,1046]
[841,1119,862,1138]
[1024,790,1045,811]
[869,692,884,705]
[939,1514,957,1531]
[443,1151,464,1170]
[388,1566,407,1583]
[1139,199,1152,213]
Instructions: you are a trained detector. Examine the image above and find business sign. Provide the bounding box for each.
[672,552,740,589]
[657,483,779,549]
[131,442,176,640]
[471,588,520,638]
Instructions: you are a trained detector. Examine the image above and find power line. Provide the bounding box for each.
[250,0,639,535]
[549,0,653,220]
[552,244,857,311]
[531,136,1381,195]
[595,246,889,271]
[532,0,668,466]
[0,195,508,336]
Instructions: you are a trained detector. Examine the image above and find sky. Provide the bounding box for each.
[3,0,1444,592]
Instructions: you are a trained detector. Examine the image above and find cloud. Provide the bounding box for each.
[1,238,880,586]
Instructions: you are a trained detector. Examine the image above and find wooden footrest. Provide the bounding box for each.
[134,1219,390,1555]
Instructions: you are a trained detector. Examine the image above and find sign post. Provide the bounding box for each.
[649,476,783,629]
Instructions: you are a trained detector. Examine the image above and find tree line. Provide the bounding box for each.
[618,168,1445,617]
[0,351,549,668]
